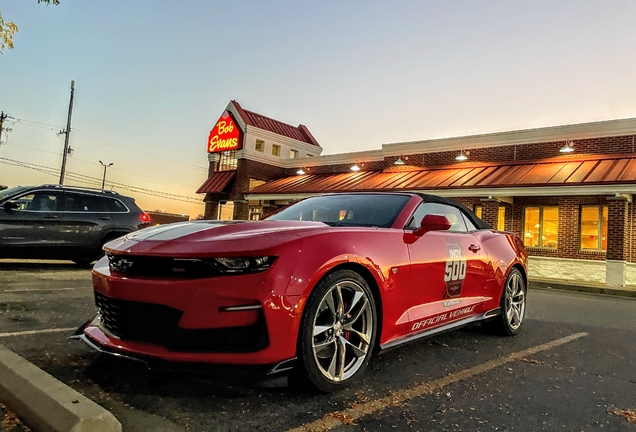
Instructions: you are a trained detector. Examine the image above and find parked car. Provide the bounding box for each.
[0,184,150,265]
[73,192,527,392]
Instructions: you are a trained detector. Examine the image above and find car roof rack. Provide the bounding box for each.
[36,184,121,195]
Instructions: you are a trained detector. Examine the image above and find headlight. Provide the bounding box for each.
[211,256,276,274]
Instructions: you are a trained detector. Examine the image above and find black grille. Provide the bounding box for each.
[107,254,221,279]
[95,293,268,353]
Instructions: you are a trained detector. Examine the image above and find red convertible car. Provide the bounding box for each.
[73,193,527,392]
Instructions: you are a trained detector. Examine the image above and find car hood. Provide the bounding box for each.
[104,220,332,256]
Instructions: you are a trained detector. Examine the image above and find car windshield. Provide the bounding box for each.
[267,194,411,228]
[0,186,30,202]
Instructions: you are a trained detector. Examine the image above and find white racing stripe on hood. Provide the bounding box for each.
[127,221,243,241]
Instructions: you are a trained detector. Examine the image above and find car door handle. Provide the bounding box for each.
[97,216,111,220]
[468,244,481,252]
[42,215,58,219]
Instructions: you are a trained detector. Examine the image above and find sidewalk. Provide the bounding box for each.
[530,277,636,298]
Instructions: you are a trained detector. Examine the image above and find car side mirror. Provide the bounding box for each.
[413,214,452,237]
[2,201,19,212]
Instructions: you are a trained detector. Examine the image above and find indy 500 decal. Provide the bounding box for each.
[444,238,466,297]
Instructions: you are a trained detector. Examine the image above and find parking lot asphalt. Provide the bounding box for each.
[0,260,635,431]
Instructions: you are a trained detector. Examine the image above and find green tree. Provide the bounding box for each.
[1,0,59,54]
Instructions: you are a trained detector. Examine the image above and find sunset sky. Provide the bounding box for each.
[2,1,636,217]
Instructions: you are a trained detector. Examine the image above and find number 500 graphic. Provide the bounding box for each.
[444,260,467,282]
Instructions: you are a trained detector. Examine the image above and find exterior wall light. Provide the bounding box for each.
[350,163,361,172]
[296,168,306,175]
[394,156,405,166]
[455,149,469,161]
[560,140,574,153]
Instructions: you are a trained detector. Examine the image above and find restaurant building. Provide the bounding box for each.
[198,101,636,289]
[197,100,322,221]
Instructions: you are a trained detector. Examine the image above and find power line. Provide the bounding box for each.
[10,118,63,130]
[2,141,201,188]
[0,157,204,205]
[3,142,64,156]
[8,115,209,172]
[73,129,208,172]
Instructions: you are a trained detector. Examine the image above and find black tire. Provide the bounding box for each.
[72,234,121,267]
[72,258,94,267]
[483,268,526,336]
[295,269,377,393]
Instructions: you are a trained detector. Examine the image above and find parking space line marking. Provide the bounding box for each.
[1,288,84,293]
[0,328,77,338]
[287,332,588,432]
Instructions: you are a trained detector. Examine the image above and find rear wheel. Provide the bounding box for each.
[296,270,377,392]
[71,258,94,267]
[484,268,526,335]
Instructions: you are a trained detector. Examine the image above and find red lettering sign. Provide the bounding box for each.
[208,111,241,153]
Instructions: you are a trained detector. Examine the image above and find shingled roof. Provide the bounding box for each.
[230,100,320,147]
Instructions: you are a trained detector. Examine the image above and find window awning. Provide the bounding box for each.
[196,171,236,194]
[244,155,636,199]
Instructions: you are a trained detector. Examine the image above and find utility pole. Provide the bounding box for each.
[0,111,7,157]
[59,80,75,185]
[99,160,113,190]
[0,112,6,135]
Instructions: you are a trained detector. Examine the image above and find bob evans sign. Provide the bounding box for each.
[208,111,241,153]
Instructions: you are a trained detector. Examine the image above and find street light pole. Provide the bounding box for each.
[99,160,113,190]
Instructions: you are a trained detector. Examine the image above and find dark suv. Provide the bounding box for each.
[0,184,150,265]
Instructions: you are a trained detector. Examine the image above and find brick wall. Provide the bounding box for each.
[204,201,218,219]
[480,200,499,228]
[285,160,385,176]
[557,196,580,259]
[412,135,636,167]
[285,135,636,175]
[233,201,249,220]
[606,199,629,261]
[229,159,286,201]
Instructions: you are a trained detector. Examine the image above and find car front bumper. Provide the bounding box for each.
[76,257,304,368]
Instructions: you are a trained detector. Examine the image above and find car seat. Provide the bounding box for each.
[29,195,55,211]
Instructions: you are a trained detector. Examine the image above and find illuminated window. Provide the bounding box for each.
[255,140,264,152]
[290,149,299,159]
[474,205,482,218]
[272,145,281,157]
[497,206,505,231]
[580,206,608,251]
[523,206,558,248]
[217,150,237,171]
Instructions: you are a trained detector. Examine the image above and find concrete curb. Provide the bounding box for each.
[530,279,636,298]
[0,344,121,432]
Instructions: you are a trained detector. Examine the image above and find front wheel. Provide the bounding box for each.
[484,268,526,336]
[296,270,377,392]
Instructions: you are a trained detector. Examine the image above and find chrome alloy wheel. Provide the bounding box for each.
[505,271,526,330]
[311,280,373,382]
